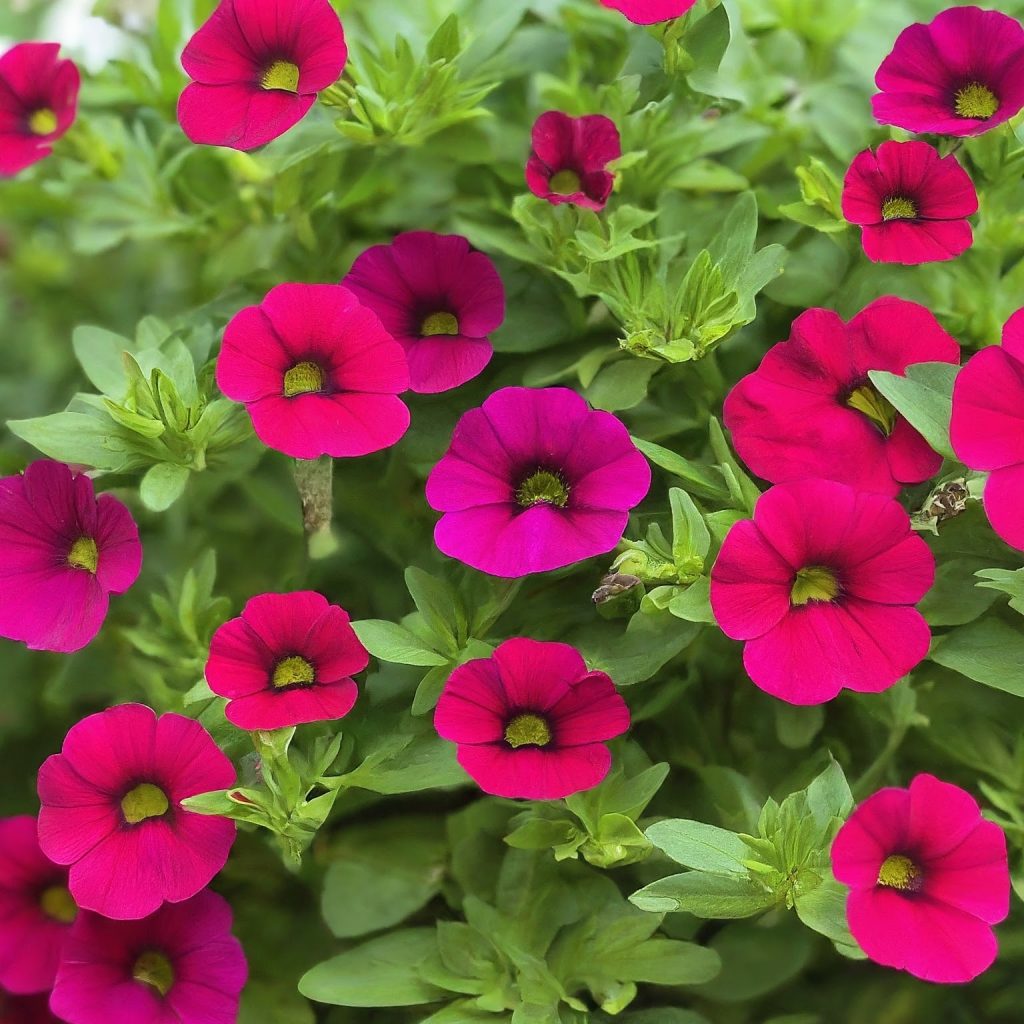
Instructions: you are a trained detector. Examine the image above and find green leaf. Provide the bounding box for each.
[298,929,446,1007]
[139,463,189,511]
[585,359,661,412]
[804,759,853,827]
[630,872,777,918]
[352,620,448,666]
[645,820,751,874]
[630,437,729,501]
[929,618,1024,697]
[405,567,461,653]
[976,567,1024,616]
[669,488,710,564]
[793,873,862,956]
[868,362,959,461]
[6,412,136,471]
[72,325,130,397]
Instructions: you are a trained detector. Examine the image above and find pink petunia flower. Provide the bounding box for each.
[426,387,651,578]
[832,773,1009,983]
[873,6,1024,137]
[0,43,79,178]
[842,141,978,265]
[598,0,698,24]
[216,283,410,460]
[0,991,60,1024]
[205,590,368,730]
[0,460,142,653]
[178,0,347,150]
[709,479,934,705]
[37,704,236,921]
[951,309,1024,551]
[50,889,247,1024]
[0,817,75,995]
[723,297,960,497]
[525,112,621,211]
[343,232,506,395]
[434,637,630,800]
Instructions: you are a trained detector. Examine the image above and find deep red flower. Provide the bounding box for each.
[434,638,630,800]
[178,0,347,150]
[873,6,1024,137]
[206,591,368,730]
[598,0,697,23]
[0,817,74,995]
[343,232,505,394]
[525,112,621,211]
[0,43,79,177]
[832,774,1009,983]
[842,141,977,265]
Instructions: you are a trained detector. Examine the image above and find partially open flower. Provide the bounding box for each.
[526,112,621,211]
[832,774,1009,983]
[0,461,142,653]
[178,0,347,150]
[343,232,505,394]
[434,637,630,800]
[710,478,934,705]
[597,0,698,24]
[0,817,75,995]
[0,43,79,177]
[873,6,1024,136]
[842,141,978,265]
[37,704,236,921]
[50,889,247,1024]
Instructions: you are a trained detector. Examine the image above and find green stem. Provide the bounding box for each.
[292,456,337,558]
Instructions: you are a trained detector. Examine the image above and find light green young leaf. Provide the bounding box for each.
[645,819,751,874]
[352,620,449,666]
[868,362,959,461]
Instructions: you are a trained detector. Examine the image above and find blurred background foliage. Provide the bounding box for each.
[3,1,1024,1022]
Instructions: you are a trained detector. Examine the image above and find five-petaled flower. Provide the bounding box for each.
[842,141,978,265]
[37,704,236,921]
[434,637,630,800]
[50,889,247,1024]
[597,0,698,23]
[526,111,621,211]
[0,816,75,995]
[723,297,960,497]
[951,308,1024,551]
[832,774,1009,983]
[178,0,347,150]
[344,231,506,394]
[873,5,1024,136]
[426,386,651,578]
[216,283,411,459]
[206,590,369,730]
[710,479,934,705]
[0,460,142,653]
[0,42,79,178]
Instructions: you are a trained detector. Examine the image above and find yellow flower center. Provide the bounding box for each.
[516,469,570,509]
[790,566,840,606]
[283,361,324,398]
[846,384,897,436]
[120,783,170,825]
[954,82,999,120]
[877,854,923,892]
[67,536,99,574]
[28,108,58,135]
[504,713,552,748]
[133,950,175,997]
[421,311,460,337]
[272,655,316,689]
[549,169,582,195]
[39,885,77,924]
[881,196,918,221]
[261,60,300,93]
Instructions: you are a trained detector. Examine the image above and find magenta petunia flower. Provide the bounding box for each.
[709,479,934,705]
[426,387,651,578]
[0,991,60,1024]
[343,232,505,395]
[37,704,236,921]
[597,0,698,23]
[723,297,960,497]
[50,888,247,1024]
[525,112,621,212]
[0,43,79,178]
[951,309,1024,551]
[873,6,1024,137]
[178,0,347,150]
[206,590,368,730]
[0,817,75,995]
[434,637,630,800]
[842,141,978,265]
[0,460,142,654]
[832,773,1009,983]
[216,283,410,460]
